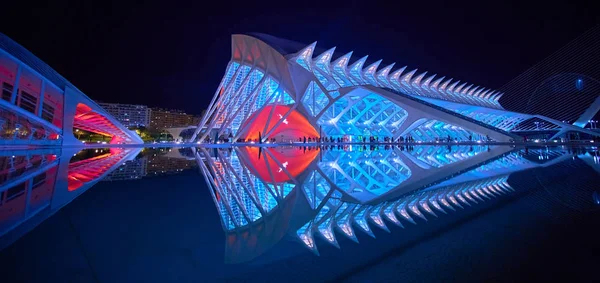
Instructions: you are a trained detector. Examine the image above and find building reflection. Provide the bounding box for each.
[196,145,600,262]
[102,147,198,181]
[0,147,141,250]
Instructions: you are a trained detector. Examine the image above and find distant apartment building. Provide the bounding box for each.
[98,103,151,128]
[103,156,147,181]
[149,108,201,130]
[147,148,197,176]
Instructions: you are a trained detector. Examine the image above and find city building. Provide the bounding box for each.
[193,34,600,143]
[149,108,201,130]
[146,148,196,176]
[103,156,147,181]
[0,33,142,146]
[98,102,151,128]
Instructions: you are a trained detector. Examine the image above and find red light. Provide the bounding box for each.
[239,147,319,183]
[239,105,318,141]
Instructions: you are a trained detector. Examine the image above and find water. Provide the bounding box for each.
[0,145,599,282]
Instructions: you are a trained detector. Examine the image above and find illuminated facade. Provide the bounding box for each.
[0,147,141,249]
[149,108,201,130]
[0,33,142,146]
[194,34,600,143]
[197,145,597,260]
[98,102,151,128]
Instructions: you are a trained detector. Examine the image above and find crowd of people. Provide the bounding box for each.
[204,134,494,144]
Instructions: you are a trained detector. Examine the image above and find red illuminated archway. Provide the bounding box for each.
[238,147,319,183]
[73,103,131,144]
[239,105,318,141]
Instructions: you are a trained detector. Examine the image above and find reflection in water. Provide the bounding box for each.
[195,145,600,262]
[0,148,141,250]
[0,145,599,267]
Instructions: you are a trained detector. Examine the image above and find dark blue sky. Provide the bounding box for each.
[1,0,598,114]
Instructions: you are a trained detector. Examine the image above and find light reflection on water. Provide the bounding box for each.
[0,145,599,280]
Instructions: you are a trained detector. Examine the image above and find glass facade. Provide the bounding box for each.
[195,34,600,144]
[318,92,408,141]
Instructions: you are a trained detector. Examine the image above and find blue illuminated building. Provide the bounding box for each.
[194,34,600,143]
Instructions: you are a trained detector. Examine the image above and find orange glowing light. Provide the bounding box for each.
[240,105,318,141]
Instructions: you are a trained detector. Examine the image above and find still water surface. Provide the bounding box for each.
[0,145,599,282]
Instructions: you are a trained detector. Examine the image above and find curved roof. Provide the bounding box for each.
[246,33,309,56]
[246,33,388,68]
[0,32,76,92]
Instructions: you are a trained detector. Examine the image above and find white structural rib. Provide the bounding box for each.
[314,47,336,75]
[348,55,369,84]
[376,63,395,88]
[362,59,383,87]
[294,42,317,71]
[293,41,508,109]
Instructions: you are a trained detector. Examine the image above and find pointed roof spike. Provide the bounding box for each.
[348,55,369,82]
[400,69,418,87]
[469,188,485,202]
[461,84,474,95]
[421,74,437,88]
[438,78,453,93]
[294,41,317,71]
[363,59,383,86]
[446,80,460,94]
[481,89,492,99]
[411,71,428,87]
[353,205,376,238]
[315,46,336,61]
[419,198,438,217]
[376,63,396,87]
[335,212,359,243]
[438,194,456,211]
[488,91,499,102]
[383,202,404,228]
[468,86,480,97]
[317,218,340,248]
[389,66,407,88]
[429,196,447,214]
[296,41,317,58]
[364,59,383,73]
[409,200,428,221]
[377,63,396,77]
[468,86,479,96]
[349,55,369,71]
[447,194,464,209]
[473,87,484,97]
[455,191,471,206]
[314,46,336,74]
[296,222,320,255]
[395,201,417,225]
[482,187,496,198]
[332,51,354,69]
[454,82,467,95]
[368,205,390,232]
[431,76,445,90]
[494,93,504,102]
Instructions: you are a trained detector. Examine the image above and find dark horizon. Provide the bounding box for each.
[1,0,598,115]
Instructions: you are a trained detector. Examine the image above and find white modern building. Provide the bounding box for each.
[0,33,142,146]
[193,34,600,143]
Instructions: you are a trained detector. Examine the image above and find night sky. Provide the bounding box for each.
[1,0,598,114]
